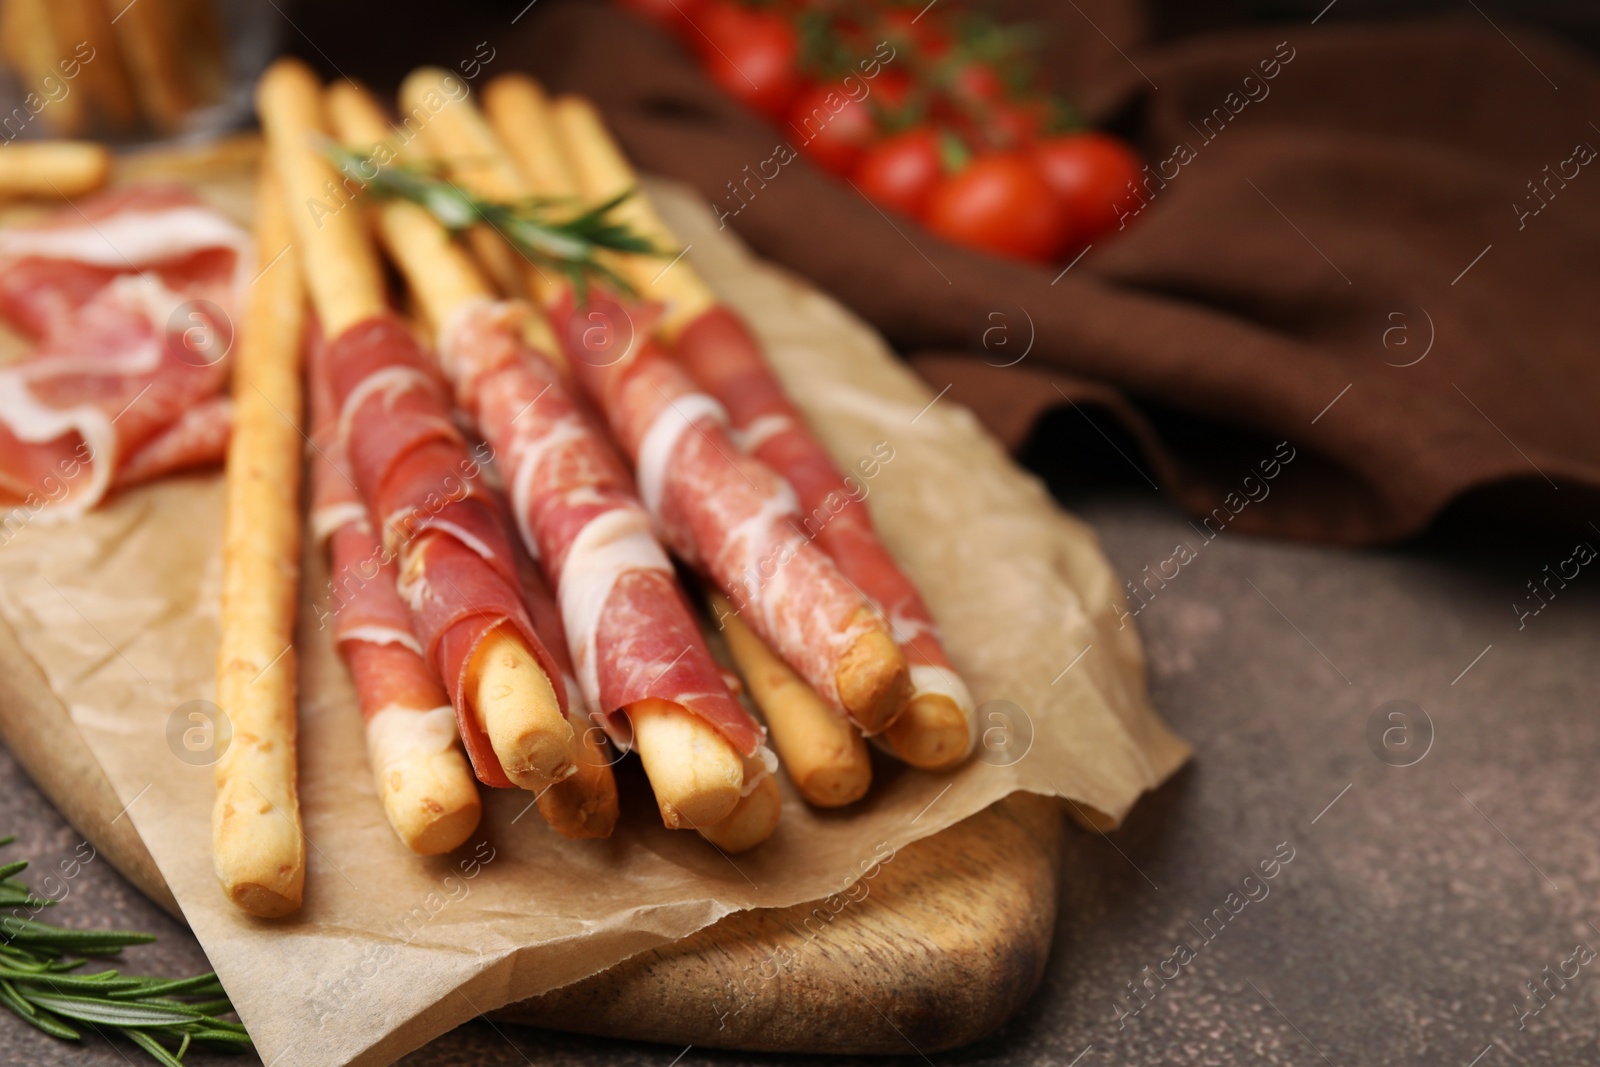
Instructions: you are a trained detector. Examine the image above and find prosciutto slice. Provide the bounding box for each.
[307,329,461,789]
[674,306,976,741]
[323,312,567,788]
[0,185,250,518]
[553,292,891,728]
[436,298,764,757]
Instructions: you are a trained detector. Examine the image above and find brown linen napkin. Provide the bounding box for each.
[510,0,1600,544]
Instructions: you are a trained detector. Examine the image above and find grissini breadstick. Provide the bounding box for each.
[478,75,585,311]
[394,68,527,300]
[45,0,138,130]
[538,89,976,770]
[712,592,869,807]
[328,79,766,833]
[543,96,717,336]
[211,163,306,917]
[511,549,619,839]
[0,0,88,135]
[258,58,578,794]
[697,754,782,853]
[307,326,482,855]
[0,142,111,199]
[396,67,569,315]
[531,92,910,733]
[109,0,199,131]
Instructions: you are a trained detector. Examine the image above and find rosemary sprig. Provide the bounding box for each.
[0,835,248,1064]
[325,142,668,304]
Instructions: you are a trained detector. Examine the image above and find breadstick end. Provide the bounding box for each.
[797,758,872,807]
[469,627,579,792]
[537,715,620,839]
[632,698,744,828]
[224,880,302,919]
[836,628,910,733]
[698,772,781,853]
[406,799,484,856]
[883,692,972,771]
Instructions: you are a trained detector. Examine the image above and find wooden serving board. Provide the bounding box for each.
[0,635,1064,1055]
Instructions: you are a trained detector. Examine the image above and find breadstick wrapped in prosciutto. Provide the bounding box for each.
[509,542,620,840]
[522,89,975,770]
[423,74,908,738]
[307,325,482,854]
[0,184,248,519]
[329,78,773,837]
[257,58,580,795]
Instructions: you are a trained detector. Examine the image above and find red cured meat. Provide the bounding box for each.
[114,394,232,488]
[0,184,249,517]
[307,325,451,726]
[323,312,568,787]
[437,298,764,756]
[553,291,885,726]
[673,306,968,705]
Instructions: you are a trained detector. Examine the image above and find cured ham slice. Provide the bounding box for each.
[673,306,977,751]
[553,291,909,733]
[308,325,481,851]
[323,311,569,788]
[437,297,766,757]
[114,393,232,487]
[308,333,456,781]
[0,184,249,517]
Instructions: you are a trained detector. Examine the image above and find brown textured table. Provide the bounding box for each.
[4,488,1597,1066]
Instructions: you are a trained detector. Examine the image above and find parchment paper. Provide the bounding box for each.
[0,159,1189,1067]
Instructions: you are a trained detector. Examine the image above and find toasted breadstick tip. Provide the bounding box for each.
[467,625,576,791]
[835,624,910,733]
[365,704,482,854]
[883,692,972,771]
[536,710,621,839]
[0,142,110,199]
[256,58,387,333]
[630,698,744,829]
[698,769,781,853]
[715,594,869,807]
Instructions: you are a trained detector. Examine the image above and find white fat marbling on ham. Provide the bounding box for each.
[508,413,591,558]
[557,504,673,711]
[338,624,425,656]
[730,413,794,453]
[0,205,249,270]
[365,704,460,776]
[0,189,249,518]
[335,365,437,458]
[310,501,369,544]
[635,391,727,519]
[909,663,978,749]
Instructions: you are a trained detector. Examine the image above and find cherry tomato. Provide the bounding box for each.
[869,68,914,123]
[880,8,952,60]
[951,62,1005,105]
[787,81,877,177]
[697,3,803,121]
[1032,133,1144,244]
[851,128,943,217]
[617,0,707,44]
[924,152,1068,262]
[990,99,1048,148]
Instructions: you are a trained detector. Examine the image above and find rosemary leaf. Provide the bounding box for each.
[19,992,205,1028]
[122,1028,186,1067]
[324,142,669,304]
